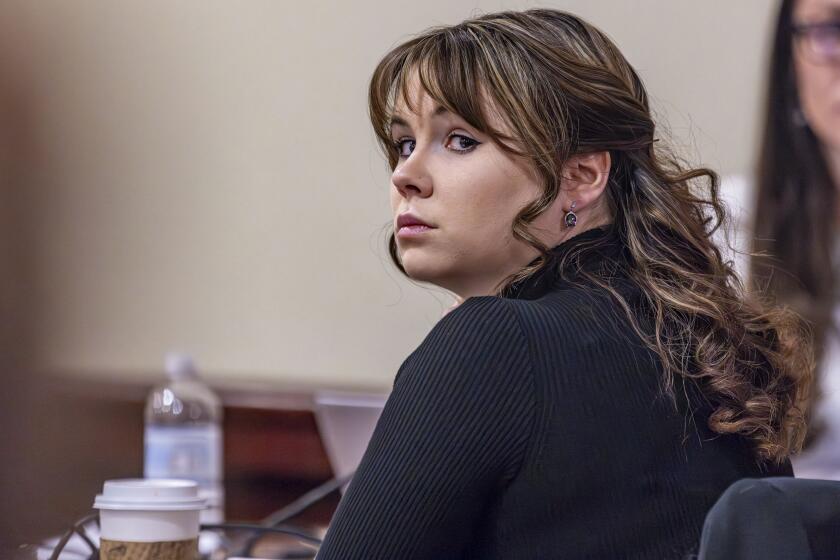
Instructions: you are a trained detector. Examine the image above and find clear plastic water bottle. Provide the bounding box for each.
[144,353,224,526]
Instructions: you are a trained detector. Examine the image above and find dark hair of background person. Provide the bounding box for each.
[369,8,814,464]
[751,0,835,447]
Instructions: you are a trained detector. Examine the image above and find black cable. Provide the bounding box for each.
[48,513,99,560]
[201,522,323,546]
[238,472,354,557]
[263,472,354,527]
[73,521,97,553]
[278,551,316,559]
[47,527,75,560]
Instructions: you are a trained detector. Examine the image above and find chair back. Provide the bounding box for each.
[698,477,840,560]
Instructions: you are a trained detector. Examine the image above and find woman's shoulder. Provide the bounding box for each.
[403,279,644,378]
[393,294,534,407]
[427,291,613,345]
[415,295,526,355]
[394,296,527,380]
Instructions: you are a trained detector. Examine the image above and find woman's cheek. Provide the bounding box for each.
[797,63,840,148]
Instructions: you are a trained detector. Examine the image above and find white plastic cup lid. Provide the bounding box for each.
[94,478,207,511]
[198,486,224,506]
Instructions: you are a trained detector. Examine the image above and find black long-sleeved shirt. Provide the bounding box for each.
[316,225,793,560]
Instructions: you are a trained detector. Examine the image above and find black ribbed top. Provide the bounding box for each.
[315,226,793,560]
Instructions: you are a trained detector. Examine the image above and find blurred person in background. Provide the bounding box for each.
[726,0,840,480]
[316,9,813,559]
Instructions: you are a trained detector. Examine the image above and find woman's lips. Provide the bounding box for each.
[396,212,436,239]
[396,224,435,238]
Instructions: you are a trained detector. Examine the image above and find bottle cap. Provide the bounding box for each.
[165,352,198,381]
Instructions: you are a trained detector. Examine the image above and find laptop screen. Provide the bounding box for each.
[313,391,388,493]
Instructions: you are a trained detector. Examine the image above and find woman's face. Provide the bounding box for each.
[793,0,840,154]
[388,77,566,299]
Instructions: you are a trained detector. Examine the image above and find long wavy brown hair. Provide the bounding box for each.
[368,8,813,464]
[751,0,833,447]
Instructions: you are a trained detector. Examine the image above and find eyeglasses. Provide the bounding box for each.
[792,20,840,64]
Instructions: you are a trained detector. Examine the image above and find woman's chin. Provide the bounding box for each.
[402,263,439,284]
[399,250,446,284]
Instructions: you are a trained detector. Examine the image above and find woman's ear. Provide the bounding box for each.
[559,151,611,209]
[529,150,612,247]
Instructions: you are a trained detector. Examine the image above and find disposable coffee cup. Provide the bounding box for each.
[93,478,206,560]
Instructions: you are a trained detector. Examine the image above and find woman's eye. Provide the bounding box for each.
[394,138,415,158]
[446,134,479,152]
[392,134,479,158]
[811,22,840,55]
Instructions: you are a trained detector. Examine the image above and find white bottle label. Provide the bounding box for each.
[144,424,222,485]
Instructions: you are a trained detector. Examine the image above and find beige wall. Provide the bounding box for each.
[0,1,777,391]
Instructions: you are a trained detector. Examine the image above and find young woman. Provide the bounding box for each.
[316,9,813,559]
[747,0,840,478]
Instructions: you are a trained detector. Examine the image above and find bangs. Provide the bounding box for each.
[368,26,522,167]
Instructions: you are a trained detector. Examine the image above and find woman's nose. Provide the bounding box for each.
[391,153,433,199]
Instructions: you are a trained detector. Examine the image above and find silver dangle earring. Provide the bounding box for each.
[564,201,578,228]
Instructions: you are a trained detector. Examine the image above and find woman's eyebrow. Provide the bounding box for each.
[389,105,453,129]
